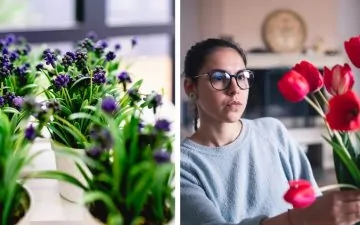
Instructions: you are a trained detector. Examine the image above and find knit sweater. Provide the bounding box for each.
[180,117,321,225]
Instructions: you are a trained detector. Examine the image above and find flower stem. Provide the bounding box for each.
[319,183,358,192]
[318,91,329,106]
[304,96,325,118]
[310,93,333,136]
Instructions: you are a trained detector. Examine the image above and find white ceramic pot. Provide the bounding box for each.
[51,141,87,203]
[14,185,33,225]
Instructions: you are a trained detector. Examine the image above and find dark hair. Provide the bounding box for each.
[183,38,247,131]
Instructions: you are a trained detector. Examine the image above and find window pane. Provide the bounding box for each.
[106,0,172,26]
[0,0,75,31]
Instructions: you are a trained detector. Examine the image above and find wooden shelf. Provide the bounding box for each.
[246,53,347,69]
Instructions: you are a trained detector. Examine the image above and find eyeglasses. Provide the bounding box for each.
[194,69,255,91]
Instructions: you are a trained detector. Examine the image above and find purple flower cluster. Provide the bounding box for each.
[25,124,36,141]
[74,50,88,72]
[0,96,4,107]
[61,51,76,68]
[105,51,116,61]
[0,55,12,78]
[131,37,138,47]
[86,31,98,41]
[114,44,121,51]
[12,96,24,109]
[0,93,25,109]
[78,38,94,51]
[36,63,44,71]
[153,150,171,164]
[43,49,57,68]
[101,96,119,114]
[54,74,71,89]
[155,119,171,132]
[92,67,106,84]
[118,71,132,83]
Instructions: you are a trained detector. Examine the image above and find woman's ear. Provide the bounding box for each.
[183,78,197,98]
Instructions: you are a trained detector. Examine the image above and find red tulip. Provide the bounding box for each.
[324,64,354,96]
[284,179,316,208]
[278,70,310,102]
[344,35,360,68]
[293,60,324,92]
[326,90,360,131]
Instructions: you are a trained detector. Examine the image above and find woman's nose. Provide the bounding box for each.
[227,78,240,95]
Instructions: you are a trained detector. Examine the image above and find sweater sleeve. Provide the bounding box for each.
[180,161,269,225]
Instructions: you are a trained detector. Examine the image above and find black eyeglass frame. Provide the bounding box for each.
[193,69,255,91]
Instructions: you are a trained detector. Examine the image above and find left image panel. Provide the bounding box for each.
[0,0,176,224]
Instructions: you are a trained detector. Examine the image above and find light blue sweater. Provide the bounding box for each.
[180,117,322,225]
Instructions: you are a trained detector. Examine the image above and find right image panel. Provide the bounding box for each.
[180,0,360,224]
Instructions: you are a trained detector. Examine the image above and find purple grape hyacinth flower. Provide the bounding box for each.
[54,74,71,89]
[131,37,138,47]
[101,96,118,114]
[25,124,37,141]
[12,96,24,109]
[117,71,132,83]
[0,96,4,107]
[105,51,116,61]
[155,119,171,132]
[93,70,106,84]
[114,44,121,51]
[153,150,171,164]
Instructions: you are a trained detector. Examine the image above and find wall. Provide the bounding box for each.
[199,0,339,51]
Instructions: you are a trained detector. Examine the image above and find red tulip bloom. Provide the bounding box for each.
[278,70,310,102]
[284,179,316,208]
[345,35,360,68]
[324,64,354,96]
[326,90,360,131]
[293,60,324,92]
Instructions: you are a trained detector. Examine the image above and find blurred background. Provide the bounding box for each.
[180,0,360,186]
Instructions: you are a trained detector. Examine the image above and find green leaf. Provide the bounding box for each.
[27,170,88,190]
[323,135,360,187]
[83,191,120,214]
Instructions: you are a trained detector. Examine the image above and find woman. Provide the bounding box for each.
[180,38,360,225]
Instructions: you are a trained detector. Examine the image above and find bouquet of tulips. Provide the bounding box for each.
[278,35,360,210]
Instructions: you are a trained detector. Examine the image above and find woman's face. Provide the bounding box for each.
[185,47,249,124]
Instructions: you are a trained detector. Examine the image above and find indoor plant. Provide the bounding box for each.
[35,32,138,202]
[0,98,50,225]
[36,88,174,225]
[278,34,360,213]
[0,34,39,99]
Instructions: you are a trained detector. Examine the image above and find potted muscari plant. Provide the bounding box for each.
[87,96,174,225]
[0,97,53,225]
[35,32,139,202]
[0,34,39,100]
[28,89,173,224]
[278,34,360,225]
[41,84,174,224]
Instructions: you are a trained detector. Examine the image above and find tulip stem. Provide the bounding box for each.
[318,91,329,106]
[319,183,358,193]
[310,93,333,136]
[304,96,325,118]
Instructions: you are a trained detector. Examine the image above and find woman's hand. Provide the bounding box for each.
[291,190,360,225]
